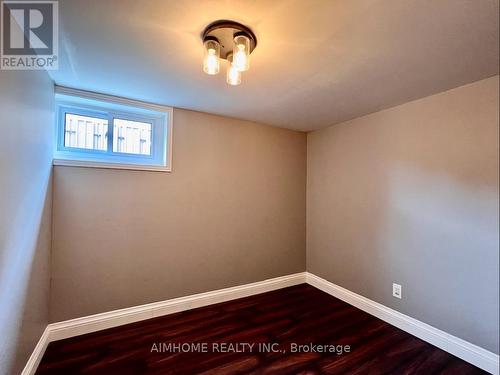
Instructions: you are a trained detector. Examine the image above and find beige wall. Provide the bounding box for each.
[307,76,499,353]
[51,108,307,321]
[0,71,54,374]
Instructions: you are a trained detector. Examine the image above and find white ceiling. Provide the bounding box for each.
[51,0,499,131]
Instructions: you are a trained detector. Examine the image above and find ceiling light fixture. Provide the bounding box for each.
[202,20,257,86]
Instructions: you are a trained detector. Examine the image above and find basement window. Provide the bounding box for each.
[53,87,173,172]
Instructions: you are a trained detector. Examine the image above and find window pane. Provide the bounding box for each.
[113,118,152,156]
[64,113,108,151]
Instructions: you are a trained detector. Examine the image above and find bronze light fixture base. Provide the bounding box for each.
[202,20,257,60]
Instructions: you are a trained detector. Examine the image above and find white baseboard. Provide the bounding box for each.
[21,272,306,374]
[306,272,499,375]
[47,272,307,341]
[22,271,499,375]
[21,327,50,375]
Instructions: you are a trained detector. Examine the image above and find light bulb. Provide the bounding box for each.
[203,38,220,75]
[233,34,250,71]
[227,65,241,86]
[205,49,218,74]
[226,53,241,86]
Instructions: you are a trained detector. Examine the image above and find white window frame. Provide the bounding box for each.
[53,86,173,172]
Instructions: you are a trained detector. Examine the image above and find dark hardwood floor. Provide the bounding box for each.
[36,284,486,374]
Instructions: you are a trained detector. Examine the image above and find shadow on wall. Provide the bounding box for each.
[378,95,499,352]
[0,170,52,375]
[380,162,499,351]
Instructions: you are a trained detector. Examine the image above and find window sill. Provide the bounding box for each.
[53,159,171,172]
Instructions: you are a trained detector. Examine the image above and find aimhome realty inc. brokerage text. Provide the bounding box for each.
[151,342,351,355]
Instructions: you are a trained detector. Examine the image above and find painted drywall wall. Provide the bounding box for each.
[307,75,499,353]
[0,71,54,374]
[51,108,306,321]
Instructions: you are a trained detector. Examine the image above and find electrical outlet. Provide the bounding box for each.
[392,283,402,299]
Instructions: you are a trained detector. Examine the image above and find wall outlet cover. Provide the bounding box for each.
[393,283,402,299]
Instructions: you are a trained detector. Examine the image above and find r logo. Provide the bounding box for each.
[1,0,58,69]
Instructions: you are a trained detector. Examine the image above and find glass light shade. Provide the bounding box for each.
[226,54,241,86]
[232,34,250,71]
[203,39,220,75]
